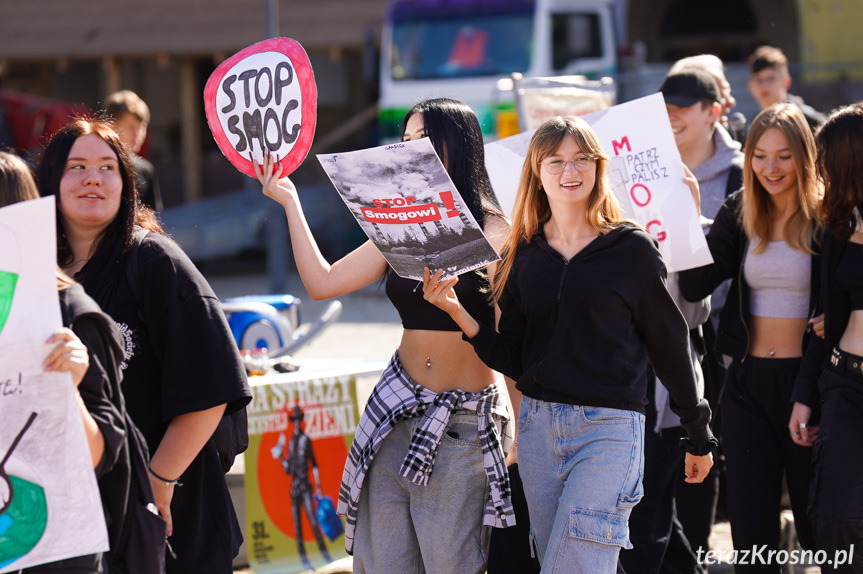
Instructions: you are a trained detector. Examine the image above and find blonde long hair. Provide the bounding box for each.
[741,103,822,254]
[492,116,623,301]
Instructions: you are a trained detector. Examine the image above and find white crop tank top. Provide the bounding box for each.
[743,240,810,319]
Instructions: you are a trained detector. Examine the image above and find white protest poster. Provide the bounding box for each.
[204,37,317,178]
[585,93,712,272]
[485,93,712,272]
[317,138,500,280]
[0,197,108,573]
[485,129,533,217]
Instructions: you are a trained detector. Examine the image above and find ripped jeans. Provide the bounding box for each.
[518,396,645,574]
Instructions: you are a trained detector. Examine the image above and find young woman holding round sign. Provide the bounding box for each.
[420,115,715,574]
[256,97,514,574]
[679,103,823,568]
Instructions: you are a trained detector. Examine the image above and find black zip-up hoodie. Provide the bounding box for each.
[466,224,714,453]
[678,192,821,368]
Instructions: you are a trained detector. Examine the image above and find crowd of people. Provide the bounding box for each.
[4,43,863,574]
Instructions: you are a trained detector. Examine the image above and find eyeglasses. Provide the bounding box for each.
[540,155,597,175]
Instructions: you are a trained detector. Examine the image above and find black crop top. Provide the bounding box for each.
[386,269,496,331]
[837,241,863,311]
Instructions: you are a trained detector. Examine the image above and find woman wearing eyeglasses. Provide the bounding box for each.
[423,115,715,574]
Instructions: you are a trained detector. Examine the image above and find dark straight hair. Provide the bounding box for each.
[816,103,863,240]
[37,118,163,302]
[401,98,502,228]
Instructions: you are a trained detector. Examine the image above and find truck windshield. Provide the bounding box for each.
[390,13,534,80]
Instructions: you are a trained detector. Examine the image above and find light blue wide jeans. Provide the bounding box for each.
[518,396,645,574]
[352,410,491,574]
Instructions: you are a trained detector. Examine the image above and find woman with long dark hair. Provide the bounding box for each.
[793,102,863,572]
[37,119,251,574]
[680,102,823,571]
[422,115,714,574]
[257,98,514,574]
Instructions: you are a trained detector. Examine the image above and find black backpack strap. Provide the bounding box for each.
[725,163,743,198]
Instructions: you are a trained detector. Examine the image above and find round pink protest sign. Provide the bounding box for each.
[204,37,317,178]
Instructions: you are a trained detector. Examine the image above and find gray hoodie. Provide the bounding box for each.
[693,124,744,221]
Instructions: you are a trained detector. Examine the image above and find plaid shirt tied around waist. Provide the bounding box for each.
[337,352,515,554]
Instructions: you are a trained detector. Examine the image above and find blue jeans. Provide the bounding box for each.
[518,396,645,574]
[352,410,492,574]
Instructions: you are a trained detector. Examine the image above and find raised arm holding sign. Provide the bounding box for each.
[250,98,515,573]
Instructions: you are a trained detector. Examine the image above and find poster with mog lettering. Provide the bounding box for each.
[485,92,713,273]
[316,137,501,280]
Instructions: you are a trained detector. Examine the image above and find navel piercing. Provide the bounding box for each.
[769,346,775,357]
[427,356,431,368]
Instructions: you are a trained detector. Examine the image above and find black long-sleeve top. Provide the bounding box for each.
[466,224,714,453]
[795,231,855,407]
[679,192,820,365]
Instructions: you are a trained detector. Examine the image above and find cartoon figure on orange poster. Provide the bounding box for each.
[270,405,332,572]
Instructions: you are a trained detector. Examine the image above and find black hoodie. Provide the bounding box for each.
[466,224,714,452]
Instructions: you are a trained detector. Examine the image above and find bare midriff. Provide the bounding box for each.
[838,311,863,356]
[397,329,498,393]
[748,315,809,358]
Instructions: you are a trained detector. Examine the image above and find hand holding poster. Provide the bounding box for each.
[204,38,317,178]
[317,138,500,280]
[485,93,712,272]
[0,197,108,573]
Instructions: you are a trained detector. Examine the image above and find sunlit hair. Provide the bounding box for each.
[492,116,621,301]
[37,118,163,300]
[402,98,502,227]
[0,151,79,292]
[740,103,822,254]
[0,151,39,207]
[670,54,724,78]
[816,102,863,240]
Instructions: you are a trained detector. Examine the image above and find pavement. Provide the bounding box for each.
[207,269,823,574]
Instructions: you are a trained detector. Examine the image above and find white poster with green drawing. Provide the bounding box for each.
[0,197,109,572]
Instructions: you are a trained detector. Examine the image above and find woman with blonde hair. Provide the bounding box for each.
[680,102,822,571]
[423,115,714,573]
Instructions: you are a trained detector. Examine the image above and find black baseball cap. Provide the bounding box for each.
[660,69,721,108]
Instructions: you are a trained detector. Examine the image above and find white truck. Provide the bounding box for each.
[378,0,619,142]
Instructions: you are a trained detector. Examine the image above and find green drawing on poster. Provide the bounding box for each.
[0,269,18,337]
[0,475,48,568]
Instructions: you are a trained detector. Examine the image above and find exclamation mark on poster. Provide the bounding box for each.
[439,191,459,218]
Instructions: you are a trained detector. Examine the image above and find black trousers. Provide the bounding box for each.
[722,357,814,573]
[621,374,714,574]
[809,367,863,573]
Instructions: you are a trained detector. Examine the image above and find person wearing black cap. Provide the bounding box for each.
[661,68,744,222]
[621,68,745,574]
[276,405,331,572]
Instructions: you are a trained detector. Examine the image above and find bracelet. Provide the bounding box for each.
[148,467,183,487]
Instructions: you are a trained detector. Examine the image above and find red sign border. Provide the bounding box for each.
[203,37,317,179]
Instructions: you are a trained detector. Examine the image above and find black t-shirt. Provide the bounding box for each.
[26,284,127,573]
[79,232,252,574]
